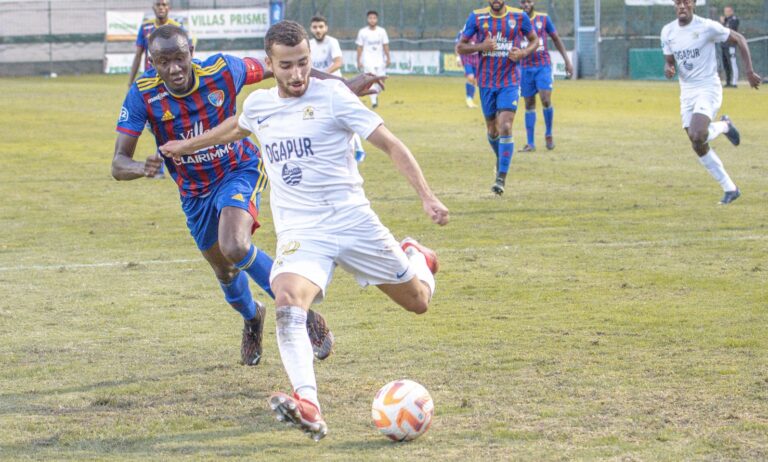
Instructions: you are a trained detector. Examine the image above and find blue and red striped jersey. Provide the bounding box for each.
[520,13,557,68]
[117,53,265,197]
[135,17,185,72]
[455,30,479,69]
[461,5,532,88]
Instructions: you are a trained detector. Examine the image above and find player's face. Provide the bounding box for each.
[310,21,327,41]
[266,40,312,98]
[367,14,378,27]
[149,35,193,93]
[488,0,505,13]
[674,0,694,24]
[520,0,534,15]
[153,0,170,21]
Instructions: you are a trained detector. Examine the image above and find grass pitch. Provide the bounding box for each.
[0,74,766,461]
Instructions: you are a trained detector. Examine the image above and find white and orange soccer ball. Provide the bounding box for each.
[371,379,434,442]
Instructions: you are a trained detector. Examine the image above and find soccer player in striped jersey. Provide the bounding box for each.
[128,0,185,87]
[518,0,573,152]
[457,0,539,196]
[112,25,382,366]
[454,28,479,108]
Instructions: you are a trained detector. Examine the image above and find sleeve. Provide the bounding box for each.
[330,82,384,139]
[707,19,731,43]
[546,17,557,35]
[116,86,148,137]
[331,38,342,59]
[355,29,364,47]
[237,93,258,134]
[224,54,265,91]
[135,23,146,49]
[381,28,389,45]
[660,27,672,55]
[519,12,533,36]
[461,13,477,40]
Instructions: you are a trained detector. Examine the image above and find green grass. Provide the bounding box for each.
[0,74,766,461]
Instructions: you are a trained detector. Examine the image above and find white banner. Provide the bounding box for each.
[186,8,269,39]
[106,11,144,42]
[105,50,265,74]
[550,50,575,79]
[340,50,441,75]
[625,0,705,5]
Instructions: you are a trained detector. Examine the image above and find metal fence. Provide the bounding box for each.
[1,0,766,78]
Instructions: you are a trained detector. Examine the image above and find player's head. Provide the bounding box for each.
[673,0,694,25]
[265,20,312,98]
[310,15,329,41]
[487,0,505,13]
[148,25,193,93]
[723,6,734,17]
[520,0,534,15]
[366,10,378,28]
[152,0,171,22]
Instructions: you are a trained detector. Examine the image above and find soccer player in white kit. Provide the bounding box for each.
[310,14,367,163]
[159,20,449,441]
[661,0,761,204]
[356,10,390,108]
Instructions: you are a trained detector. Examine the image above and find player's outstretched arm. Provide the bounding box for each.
[727,30,762,89]
[159,115,251,160]
[664,55,676,79]
[366,125,449,226]
[112,133,163,180]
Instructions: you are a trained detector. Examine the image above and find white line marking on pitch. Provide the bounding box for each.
[0,259,199,272]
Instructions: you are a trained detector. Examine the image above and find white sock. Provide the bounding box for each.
[275,306,319,410]
[370,93,378,105]
[699,150,737,192]
[706,121,730,142]
[405,247,435,297]
[352,133,364,152]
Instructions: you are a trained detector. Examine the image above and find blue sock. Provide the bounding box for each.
[498,136,514,174]
[487,134,500,172]
[235,244,275,299]
[465,83,475,99]
[525,110,536,146]
[220,272,256,320]
[543,106,554,136]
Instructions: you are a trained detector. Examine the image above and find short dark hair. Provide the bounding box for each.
[366,10,378,17]
[148,24,189,48]
[310,15,327,24]
[265,20,309,56]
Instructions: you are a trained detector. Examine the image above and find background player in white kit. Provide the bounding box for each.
[159,20,449,441]
[356,10,390,108]
[310,14,367,163]
[661,0,761,204]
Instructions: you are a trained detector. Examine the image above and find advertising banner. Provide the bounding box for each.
[186,8,269,39]
[625,0,705,5]
[340,50,441,75]
[106,11,144,42]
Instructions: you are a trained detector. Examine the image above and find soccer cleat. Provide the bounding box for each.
[719,188,741,205]
[519,144,536,152]
[720,115,740,146]
[491,176,505,196]
[269,392,328,441]
[241,301,266,366]
[545,135,555,150]
[465,97,477,108]
[306,309,334,360]
[401,237,439,274]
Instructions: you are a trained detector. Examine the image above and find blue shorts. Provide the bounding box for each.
[479,85,520,119]
[520,65,554,98]
[464,63,476,77]
[181,159,268,251]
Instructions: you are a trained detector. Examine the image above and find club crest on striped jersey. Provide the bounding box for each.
[208,90,225,107]
[508,18,516,29]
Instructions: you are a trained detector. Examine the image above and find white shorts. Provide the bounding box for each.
[680,85,722,128]
[363,64,387,77]
[269,214,414,303]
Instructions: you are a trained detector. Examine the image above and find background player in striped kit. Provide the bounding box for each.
[454,27,479,108]
[112,25,383,367]
[457,0,539,196]
[310,15,367,162]
[518,0,573,152]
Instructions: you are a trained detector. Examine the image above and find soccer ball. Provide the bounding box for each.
[371,379,434,441]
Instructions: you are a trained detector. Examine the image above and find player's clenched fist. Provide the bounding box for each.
[143,153,164,177]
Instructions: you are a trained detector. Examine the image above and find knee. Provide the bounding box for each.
[499,121,513,135]
[219,236,250,264]
[403,298,429,315]
[688,128,708,146]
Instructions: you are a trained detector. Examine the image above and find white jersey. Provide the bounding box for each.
[661,15,731,91]
[310,35,343,77]
[238,78,384,236]
[356,26,389,69]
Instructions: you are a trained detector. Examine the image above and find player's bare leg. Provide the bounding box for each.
[377,237,438,314]
[686,113,739,204]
